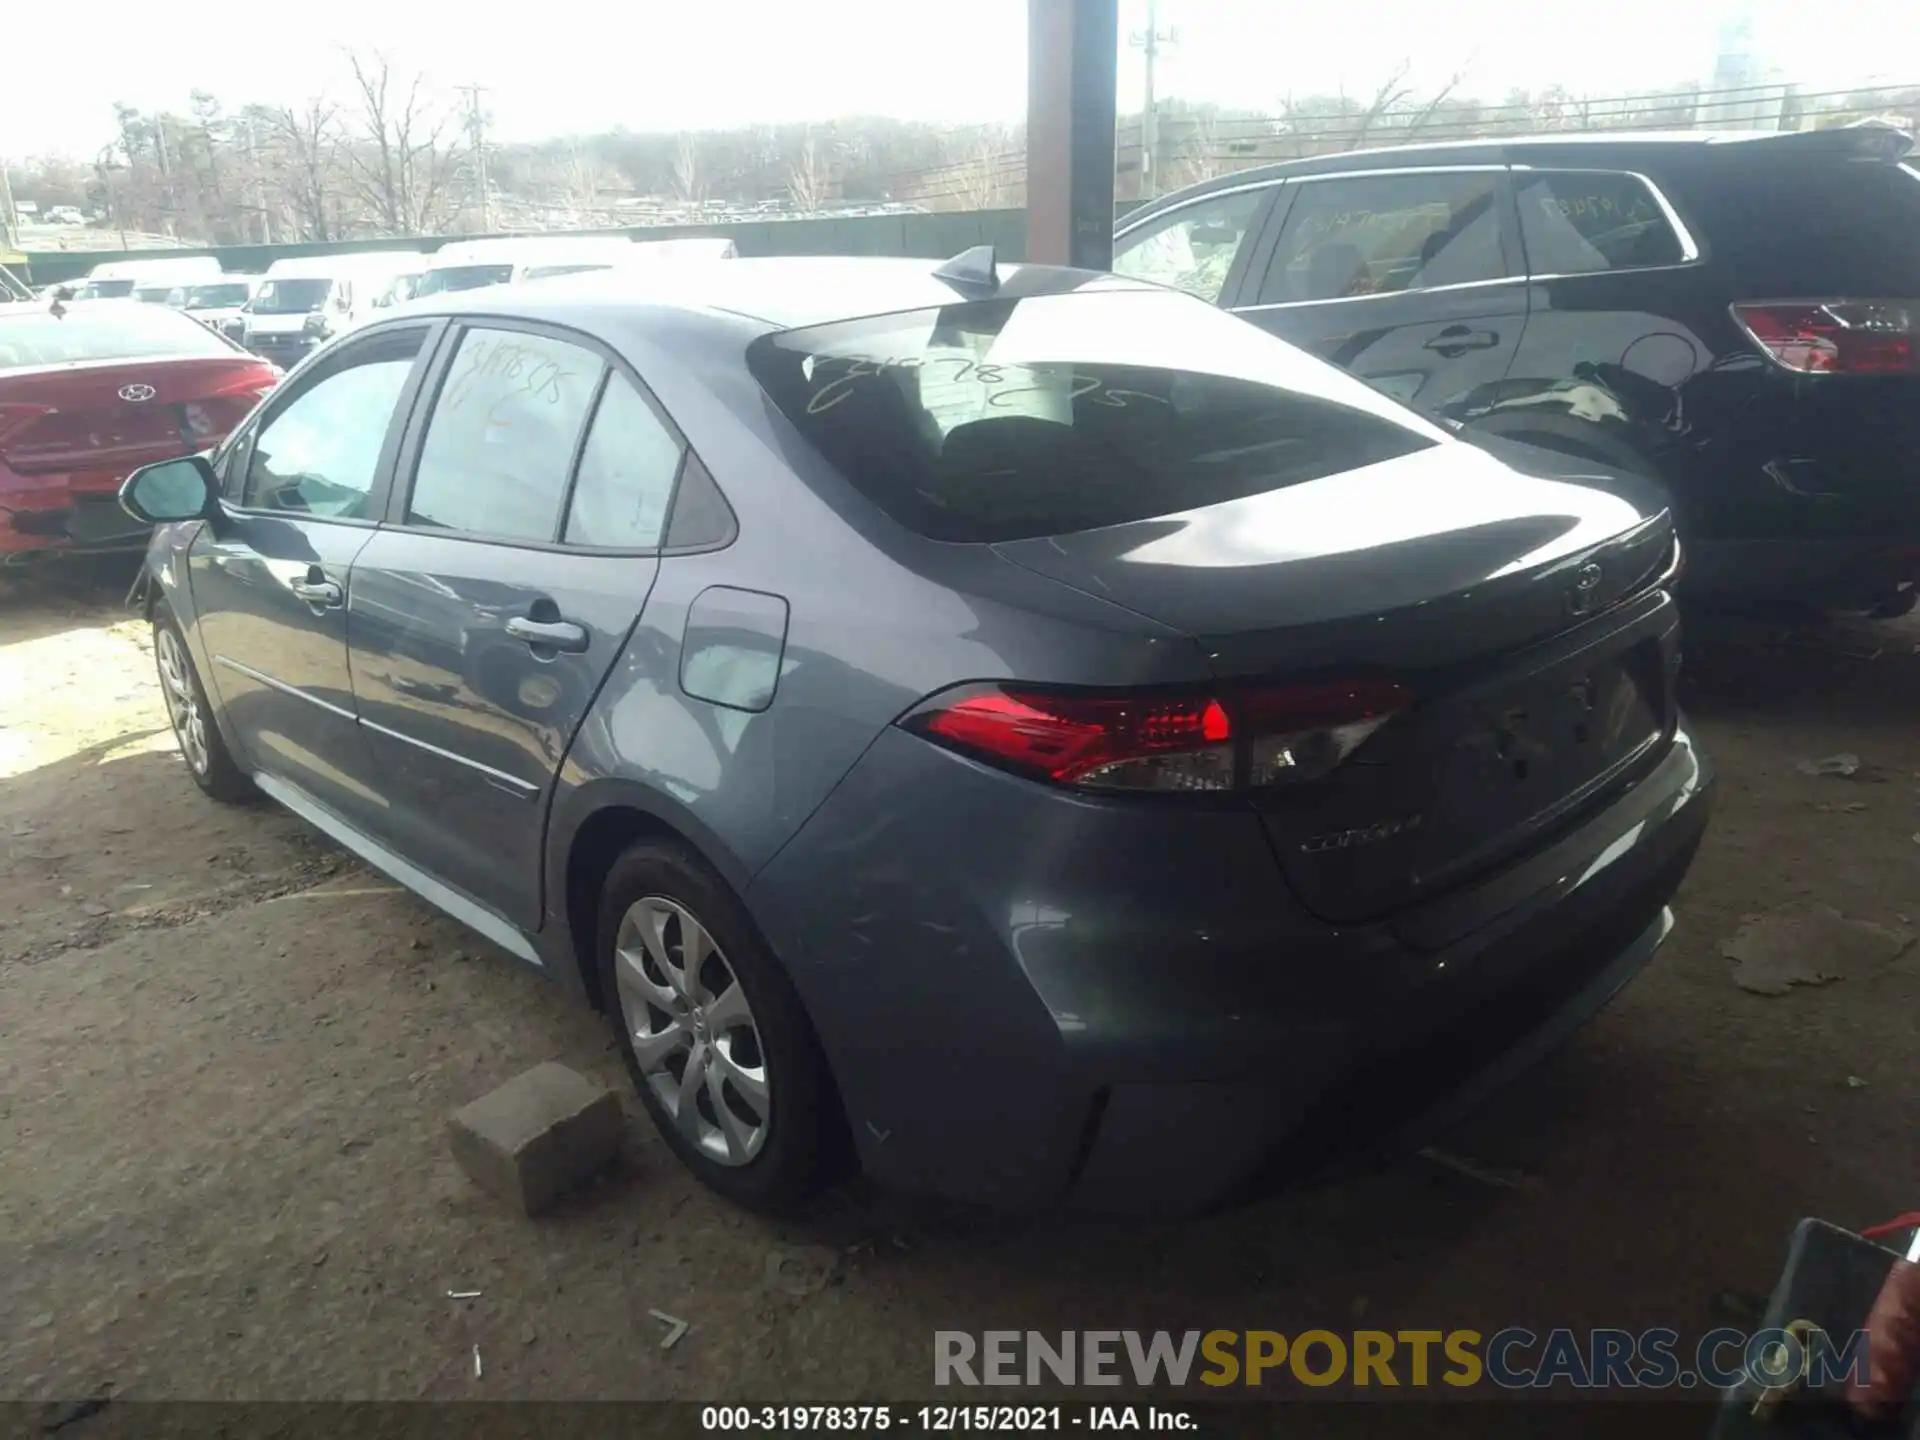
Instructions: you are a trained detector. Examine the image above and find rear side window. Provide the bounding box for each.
[1257,171,1510,303]
[563,374,684,548]
[1113,189,1267,303]
[408,327,604,542]
[1516,172,1687,274]
[0,305,233,370]
[747,287,1439,543]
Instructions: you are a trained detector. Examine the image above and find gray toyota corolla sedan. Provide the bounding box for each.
[119,253,1712,1216]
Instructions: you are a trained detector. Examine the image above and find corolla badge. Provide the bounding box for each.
[1568,561,1604,616]
[118,383,156,402]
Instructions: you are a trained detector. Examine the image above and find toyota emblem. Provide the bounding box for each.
[1568,562,1604,616]
[118,383,157,402]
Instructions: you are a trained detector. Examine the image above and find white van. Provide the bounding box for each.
[414,236,639,297]
[627,236,739,263]
[240,251,423,368]
[179,275,263,335]
[78,256,223,301]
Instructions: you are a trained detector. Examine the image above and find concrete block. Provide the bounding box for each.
[449,1062,623,1215]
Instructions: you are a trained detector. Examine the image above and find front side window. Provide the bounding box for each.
[748,285,1440,544]
[1258,172,1510,304]
[240,328,424,518]
[1516,172,1686,274]
[407,326,604,542]
[563,374,684,548]
[1113,189,1266,303]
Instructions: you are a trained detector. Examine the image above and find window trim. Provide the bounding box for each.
[1507,165,1703,277]
[382,312,736,558]
[1112,176,1288,244]
[1233,165,1522,313]
[216,317,446,529]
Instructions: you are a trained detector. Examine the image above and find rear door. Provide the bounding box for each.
[347,320,686,929]
[189,321,437,830]
[1230,167,1529,421]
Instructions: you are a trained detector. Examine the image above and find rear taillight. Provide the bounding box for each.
[1732,300,1918,374]
[900,679,1409,794]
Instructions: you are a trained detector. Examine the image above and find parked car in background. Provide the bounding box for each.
[77,256,224,301]
[133,282,187,306]
[239,252,424,369]
[1114,123,1920,616]
[119,255,1710,1214]
[180,276,263,335]
[0,301,278,560]
[413,235,641,297]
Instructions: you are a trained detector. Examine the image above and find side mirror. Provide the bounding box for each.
[120,454,218,524]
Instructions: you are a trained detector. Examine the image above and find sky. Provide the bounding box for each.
[3,0,1917,159]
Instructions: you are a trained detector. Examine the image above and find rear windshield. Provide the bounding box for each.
[252,278,333,314]
[415,264,515,296]
[746,287,1440,542]
[82,279,137,299]
[0,305,234,370]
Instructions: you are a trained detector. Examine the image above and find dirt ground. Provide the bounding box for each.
[3,559,1919,1411]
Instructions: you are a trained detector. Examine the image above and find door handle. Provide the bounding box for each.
[289,574,343,608]
[506,615,590,654]
[1424,326,1501,355]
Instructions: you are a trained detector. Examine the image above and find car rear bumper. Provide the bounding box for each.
[246,334,324,370]
[0,494,150,559]
[749,719,1713,1215]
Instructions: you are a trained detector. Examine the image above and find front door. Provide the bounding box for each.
[347,322,683,930]
[189,323,436,829]
[1230,168,1529,423]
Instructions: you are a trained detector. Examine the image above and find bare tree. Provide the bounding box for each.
[259,100,344,241]
[672,132,706,204]
[1349,61,1414,149]
[345,50,460,235]
[950,135,1010,210]
[785,131,826,214]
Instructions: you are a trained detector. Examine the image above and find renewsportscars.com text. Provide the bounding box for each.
[933,1327,1868,1391]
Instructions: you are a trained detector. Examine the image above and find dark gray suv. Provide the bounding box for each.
[120,256,1713,1215]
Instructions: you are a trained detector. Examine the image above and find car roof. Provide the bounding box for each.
[396,255,1155,332]
[1121,124,1916,226]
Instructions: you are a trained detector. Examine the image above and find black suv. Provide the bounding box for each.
[1114,126,1920,615]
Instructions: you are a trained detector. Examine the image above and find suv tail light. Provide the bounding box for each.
[1732,300,1918,374]
[899,679,1409,794]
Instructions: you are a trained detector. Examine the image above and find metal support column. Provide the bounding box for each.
[1026,0,1119,269]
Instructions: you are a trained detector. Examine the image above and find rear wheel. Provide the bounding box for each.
[153,608,252,803]
[595,840,845,1211]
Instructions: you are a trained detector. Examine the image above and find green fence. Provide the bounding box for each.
[21,209,1034,285]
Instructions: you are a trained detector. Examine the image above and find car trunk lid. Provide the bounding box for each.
[0,356,273,487]
[994,439,1680,921]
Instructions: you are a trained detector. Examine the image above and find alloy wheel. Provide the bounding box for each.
[614,896,771,1166]
[156,628,210,776]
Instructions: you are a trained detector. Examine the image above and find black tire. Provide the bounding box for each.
[595,839,847,1211]
[152,604,253,804]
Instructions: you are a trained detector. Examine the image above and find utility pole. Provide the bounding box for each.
[1128,0,1179,197]
[459,84,491,232]
[0,158,19,252]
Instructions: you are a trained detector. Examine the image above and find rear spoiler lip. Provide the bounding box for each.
[1704,122,1914,164]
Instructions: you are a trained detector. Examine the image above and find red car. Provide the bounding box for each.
[0,300,279,560]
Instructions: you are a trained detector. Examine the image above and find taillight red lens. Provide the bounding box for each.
[1732,300,1918,374]
[901,679,1408,794]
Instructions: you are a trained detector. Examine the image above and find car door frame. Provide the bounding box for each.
[349,309,717,930]
[377,311,715,558]
[1224,161,1530,314]
[1110,176,1290,308]
[192,315,451,721]
[212,314,452,532]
